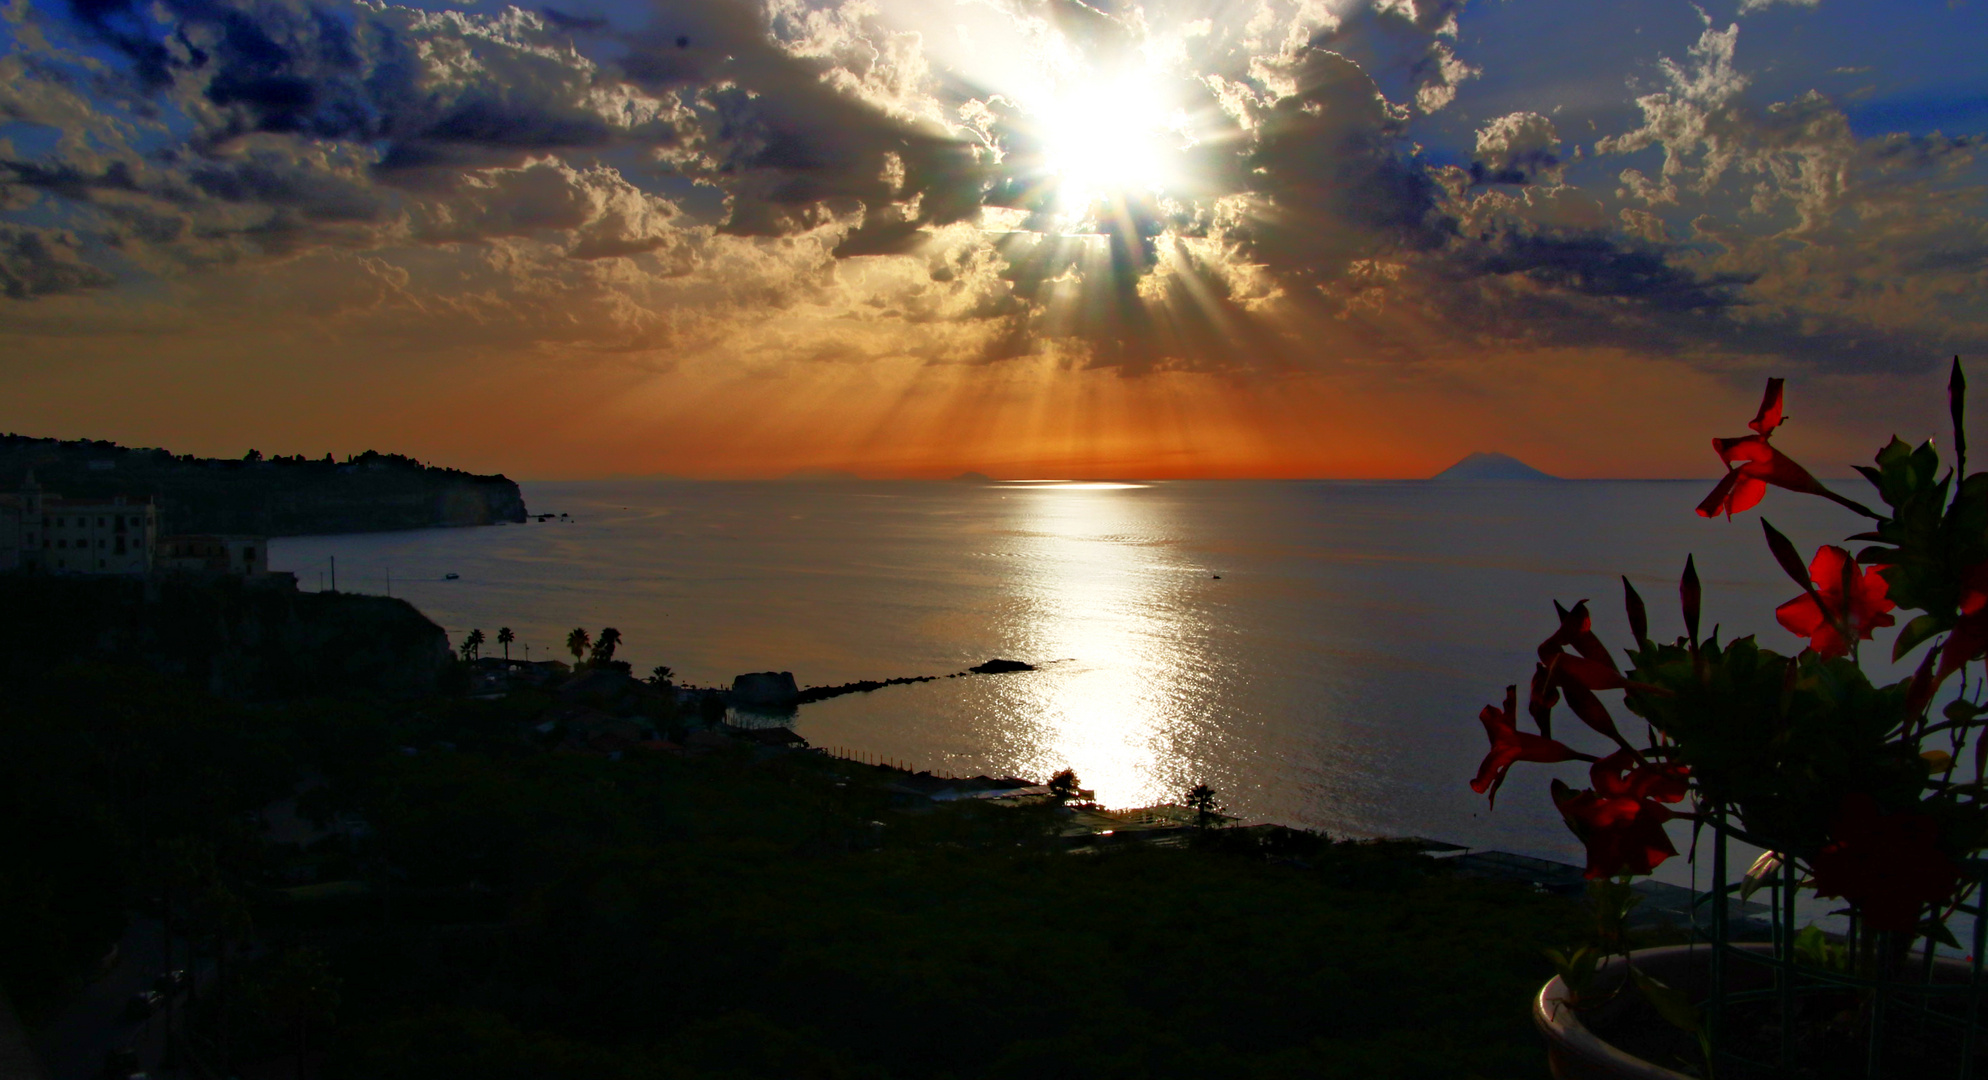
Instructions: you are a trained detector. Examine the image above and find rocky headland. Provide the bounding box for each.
[0,436,525,535]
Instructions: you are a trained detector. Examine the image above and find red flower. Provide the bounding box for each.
[1811,793,1960,932]
[1471,684,1583,805]
[1773,546,1896,659]
[1697,379,1834,518]
[1936,562,1988,682]
[1551,750,1687,880]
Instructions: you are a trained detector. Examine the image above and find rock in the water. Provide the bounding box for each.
[730,671,800,706]
[968,658,1035,674]
[1430,452,1560,481]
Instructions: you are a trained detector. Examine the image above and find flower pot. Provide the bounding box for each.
[1535,943,1983,1079]
[1535,944,1713,1080]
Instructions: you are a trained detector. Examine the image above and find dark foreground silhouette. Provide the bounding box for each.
[0,580,1581,1080]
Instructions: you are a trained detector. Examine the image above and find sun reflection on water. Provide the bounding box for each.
[992,481,1211,809]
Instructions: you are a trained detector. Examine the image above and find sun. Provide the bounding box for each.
[1033,73,1191,217]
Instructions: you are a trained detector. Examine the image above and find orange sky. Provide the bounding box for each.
[0,278,1953,480]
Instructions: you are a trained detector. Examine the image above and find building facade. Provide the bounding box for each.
[155,535,268,575]
[0,472,158,574]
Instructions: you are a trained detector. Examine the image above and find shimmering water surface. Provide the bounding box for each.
[272,479,1884,871]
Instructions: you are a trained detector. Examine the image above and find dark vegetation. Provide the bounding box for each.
[0,435,525,534]
[1,586,1583,1079]
[0,575,451,700]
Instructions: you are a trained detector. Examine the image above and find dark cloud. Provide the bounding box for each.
[1465,233,1750,313]
[612,8,991,246]
[186,155,386,222]
[1232,47,1450,281]
[1310,0,1475,112]
[1,157,144,201]
[62,0,628,175]
[539,8,609,34]
[0,222,115,298]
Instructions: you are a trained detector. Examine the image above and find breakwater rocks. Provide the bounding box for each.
[0,438,526,535]
[796,674,938,704]
[0,573,451,700]
[792,658,1037,705]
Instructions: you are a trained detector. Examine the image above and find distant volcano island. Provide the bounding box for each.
[1429,452,1561,481]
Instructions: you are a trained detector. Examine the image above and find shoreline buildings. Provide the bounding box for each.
[1,471,268,577]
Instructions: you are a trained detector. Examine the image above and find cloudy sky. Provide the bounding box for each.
[1,0,1982,478]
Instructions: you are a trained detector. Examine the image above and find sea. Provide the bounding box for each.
[270,478,1902,881]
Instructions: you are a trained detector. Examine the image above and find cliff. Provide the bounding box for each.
[0,574,452,700]
[0,437,526,535]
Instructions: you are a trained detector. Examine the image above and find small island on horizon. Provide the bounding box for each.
[1429,452,1561,481]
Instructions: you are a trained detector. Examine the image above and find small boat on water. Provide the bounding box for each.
[444,573,460,580]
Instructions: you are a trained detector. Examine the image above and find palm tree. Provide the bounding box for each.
[496,627,514,660]
[566,626,591,666]
[590,626,623,665]
[461,628,485,660]
[1185,783,1220,829]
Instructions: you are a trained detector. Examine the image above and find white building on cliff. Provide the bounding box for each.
[0,471,158,574]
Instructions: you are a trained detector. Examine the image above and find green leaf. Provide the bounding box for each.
[1794,925,1848,971]
[1760,520,1814,591]
[1856,545,1899,565]
[1546,946,1604,1000]
[1895,614,1948,662]
[1945,699,1986,722]
[1919,919,1963,951]
[1877,436,1915,468]
[1630,966,1702,1036]
[1912,440,1942,487]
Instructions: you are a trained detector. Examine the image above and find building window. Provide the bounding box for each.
[98,518,106,527]
[244,548,255,563]
[55,539,64,549]
[129,517,141,526]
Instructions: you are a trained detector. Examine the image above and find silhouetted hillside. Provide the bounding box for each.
[0,575,451,700]
[0,437,525,535]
